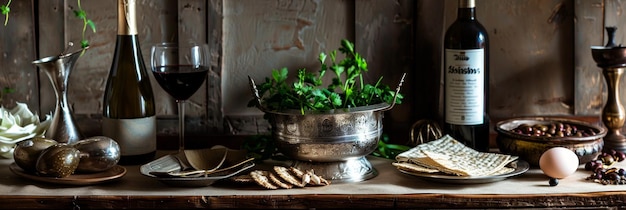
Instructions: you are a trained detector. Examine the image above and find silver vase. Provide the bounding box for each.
[32,48,87,144]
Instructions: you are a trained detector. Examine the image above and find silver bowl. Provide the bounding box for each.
[248,75,405,182]
[266,103,389,162]
[264,103,392,182]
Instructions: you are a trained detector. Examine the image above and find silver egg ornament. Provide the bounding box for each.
[13,137,58,172]
[35,144,80,178]
[72,136,120,173]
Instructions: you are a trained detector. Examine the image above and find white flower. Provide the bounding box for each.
[0,102,51,158]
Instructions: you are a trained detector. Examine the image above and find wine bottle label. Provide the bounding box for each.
[444,49,485,125]
[118,0,138,35]
[102,116,156,156]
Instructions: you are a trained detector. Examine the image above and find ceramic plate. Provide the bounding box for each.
[397,160,530,184]
[140,154,255,187]
[9,163,126,185]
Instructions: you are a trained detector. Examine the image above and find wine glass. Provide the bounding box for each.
[151,43,209,157]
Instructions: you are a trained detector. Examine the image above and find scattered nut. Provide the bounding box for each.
[511,122,596,138]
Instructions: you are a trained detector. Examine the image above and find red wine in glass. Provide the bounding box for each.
[152,65,209,100]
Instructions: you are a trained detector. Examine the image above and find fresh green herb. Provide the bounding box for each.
[249,39,403,114]
[241,134,287,162]
[371,134,411,159]
[0,87,15,102]
[1,0,95,53]
[73,0,96,55]
[1,0,10,26]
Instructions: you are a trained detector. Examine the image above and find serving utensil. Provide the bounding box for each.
[149,147,240,178]
[151,157,254,178]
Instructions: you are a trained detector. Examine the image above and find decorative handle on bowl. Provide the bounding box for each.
[382,72,406,112]
[248,76,268,112]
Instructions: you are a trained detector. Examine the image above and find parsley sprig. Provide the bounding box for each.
[249,39,403,114]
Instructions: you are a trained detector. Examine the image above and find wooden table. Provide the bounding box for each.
[1,152,626,209]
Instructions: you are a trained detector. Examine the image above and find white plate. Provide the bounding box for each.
[140,154,254,187]
[397,160,529,184]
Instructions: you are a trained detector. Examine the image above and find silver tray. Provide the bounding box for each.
[140,154,254,187]
[397,160,529,184]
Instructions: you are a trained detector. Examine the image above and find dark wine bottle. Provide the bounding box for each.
[102,0,156,165]
[443,0,490,152]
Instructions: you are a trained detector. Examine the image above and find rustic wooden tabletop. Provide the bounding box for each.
[1,150,625,209]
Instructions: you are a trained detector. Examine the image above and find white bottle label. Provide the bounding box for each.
[445,49,485,125]
[102,116,156,156]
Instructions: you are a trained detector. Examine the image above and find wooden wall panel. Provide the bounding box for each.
[355,0,416,144]
[64,0,111,117]
[36,0,63,117]
[206,0,224,133]
[175,0,212,136]
[575,0,605,116]
[578,0,626,118]
[0,0,37,111]
[1,0,625,147]
[412,1,445,125]
[177,0,207,117]
[221,0,351,134]
[222,0,351,116]
[445,0,576,119]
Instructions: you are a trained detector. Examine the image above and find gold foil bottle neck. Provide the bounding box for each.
[459,0,476,8]
[118,0,138,35]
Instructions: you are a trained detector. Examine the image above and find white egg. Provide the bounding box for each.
[539,147,579,179]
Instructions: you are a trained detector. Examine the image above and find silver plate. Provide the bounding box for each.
[140,154,254,187]
[397,160,530,184]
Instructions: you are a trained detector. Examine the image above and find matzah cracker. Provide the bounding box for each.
[269,172,293,189]
[274,166,305,187]
[392,162,440,173]
[422,150,514,176]
[490,166,515,175]
[250,170,278,189]
[395,135,518,177]
[396,135,478,162]
[230,174,254,183]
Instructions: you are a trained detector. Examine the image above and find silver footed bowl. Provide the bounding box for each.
[266,103,391,162]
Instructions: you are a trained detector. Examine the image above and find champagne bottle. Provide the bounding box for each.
[102,0,156,165]
[443,0,490,152]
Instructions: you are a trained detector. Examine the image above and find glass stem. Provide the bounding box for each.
[177,100,186,154]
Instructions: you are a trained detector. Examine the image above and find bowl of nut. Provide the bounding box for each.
[494,117,607,166]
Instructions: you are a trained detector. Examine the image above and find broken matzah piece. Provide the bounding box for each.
[394,135,518,177]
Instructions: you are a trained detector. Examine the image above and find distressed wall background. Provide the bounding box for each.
[0,0,621,147]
